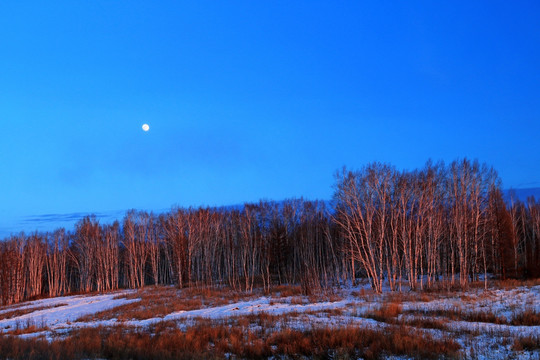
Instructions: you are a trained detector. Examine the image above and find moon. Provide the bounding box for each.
[142,124,150,132]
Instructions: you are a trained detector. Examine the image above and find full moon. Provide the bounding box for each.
[142,124,150,132]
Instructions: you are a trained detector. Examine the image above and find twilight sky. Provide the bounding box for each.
[1,1,539,232]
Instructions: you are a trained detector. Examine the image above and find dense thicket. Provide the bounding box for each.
[1,159,538,304]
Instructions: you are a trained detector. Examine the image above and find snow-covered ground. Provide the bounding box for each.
[0,285,539,359]
[401,286,540,337]
[0,291,137,334]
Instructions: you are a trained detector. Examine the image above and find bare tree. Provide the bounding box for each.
[25,233,46,298]
[333,164,395,293]
[101,222,120,290]
[45,229,68,297]
[123,211,149,289]
[161,209,188,287]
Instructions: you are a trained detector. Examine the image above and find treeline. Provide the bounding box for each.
[0,200,341,305]
[1,159,539,305]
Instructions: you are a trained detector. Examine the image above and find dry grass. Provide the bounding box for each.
[407,305,540,327]
[364,301,451,331]
[289,296,305,305]
[78,287,201,321]
[318,307,345,316]
[460,310,507,324]
[384,291,434,303]
[3,281,538,358]
[365,301,403,322]
[0,320,461,360]
[268,284,304,297]
[233,310,305,330]
[510,308,540,326]
[259,284,343,305]
[405,306,508,325]
[513,335,540,351]
[494,278,540,289]
[5,318,49,336]
[308,291,344,303]
[7,324,44,336]
[78,285,256,321]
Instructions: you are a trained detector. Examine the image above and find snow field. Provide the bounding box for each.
[0,284,538,359]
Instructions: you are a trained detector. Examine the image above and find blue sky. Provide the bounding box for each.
[1,1,539,231]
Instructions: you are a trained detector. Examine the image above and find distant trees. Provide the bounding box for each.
[0,158,538,305]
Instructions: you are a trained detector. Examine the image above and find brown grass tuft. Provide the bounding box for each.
[365,302,402,322]
[268,284,303,297]
[512,335,540,351]
[511,309,540,326]
[406,306,508,325]
[495,278,540,289]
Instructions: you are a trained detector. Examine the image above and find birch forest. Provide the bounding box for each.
[1,159,539,305]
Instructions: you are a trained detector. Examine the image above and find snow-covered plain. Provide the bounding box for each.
[1,284,539,359]
[0,291,138,337]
